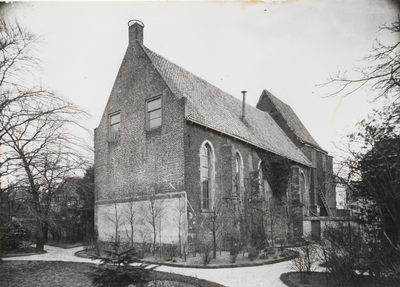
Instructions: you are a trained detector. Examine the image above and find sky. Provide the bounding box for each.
[3,0,399,163]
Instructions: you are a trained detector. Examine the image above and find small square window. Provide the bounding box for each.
[110,112,121,140]
[147,97,162,129]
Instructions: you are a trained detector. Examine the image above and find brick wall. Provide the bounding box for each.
[182,123,311,240]
[183,122,261,217]
[94,39,186,235]
[95,42,186,199]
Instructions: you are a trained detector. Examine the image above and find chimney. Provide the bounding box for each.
[128,20,144,45]
[241,91,247,120]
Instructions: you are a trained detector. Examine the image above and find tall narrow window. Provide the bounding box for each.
[147,97,162,129]
[110,112,121,140]
[322,154,327,171]
[234,153,242,196]
[300,172,305,204]
[200,143,213,210]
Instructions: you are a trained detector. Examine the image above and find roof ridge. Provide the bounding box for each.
[141,44,247,104]
[261,89,324,151]
[140,44,312,167]
[139,43,184,99]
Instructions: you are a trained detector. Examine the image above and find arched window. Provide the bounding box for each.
[200,143,214,210]
[258,160,263,191]
[259,160,272,197]
[234,153,242,196]
[299,172,306,204]
[300,172,309,215]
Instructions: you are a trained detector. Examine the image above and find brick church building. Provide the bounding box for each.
[94,20,336,246]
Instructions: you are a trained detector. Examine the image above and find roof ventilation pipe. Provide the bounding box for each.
[241,91,247,120]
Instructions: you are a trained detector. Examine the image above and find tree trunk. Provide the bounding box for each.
[43,221,49,242]
[213,228,217,259]
[33,191,45,251]
[0,237,4,261]
[153,225,157,254]
[36,219,45,251]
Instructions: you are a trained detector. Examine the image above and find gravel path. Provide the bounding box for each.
[4,245,292,287]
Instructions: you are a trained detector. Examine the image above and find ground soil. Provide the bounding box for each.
[282,272,400,287]
[80,247,296,268]
[143,250,292,267]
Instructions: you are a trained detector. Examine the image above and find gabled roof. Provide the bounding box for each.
[260,89,324,151]
[141,44,312,167]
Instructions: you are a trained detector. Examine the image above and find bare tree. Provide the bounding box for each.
[142,194,166,255]
[104,199,125,249]
[204,196,230,259]
[323,17,400,101]
[289,243,318,284]
[0,15,42,144]
[0,15,40,216]
[0,15,91,251]
[174,196,186,258]
[123,199,140,248]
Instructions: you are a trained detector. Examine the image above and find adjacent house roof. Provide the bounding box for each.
[141,44,312,167]
[259,89,324,151]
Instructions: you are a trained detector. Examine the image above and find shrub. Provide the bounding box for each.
[199,242,213,266]
[227,233,241,263]
[0,221,31,251]
[320,222,366,286]
[90,264,150,287]
[248,247,259,261]
[229,242,240,263]
[163,244,178,261]
[275,237,287,253]
[88,242,153,287]
[137,240,151,259]
[290,243,318,283]
[193,237,213,266]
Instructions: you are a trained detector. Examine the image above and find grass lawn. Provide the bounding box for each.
[0,261,93,287]
[0,261,224,287]
[281,272,400,287]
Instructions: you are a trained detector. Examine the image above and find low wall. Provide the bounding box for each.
[96,191,187,245]
[303,216,359,240]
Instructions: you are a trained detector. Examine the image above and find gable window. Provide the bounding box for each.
[109,112,121,140]
[200,143,214,210]
[147,97,162,129]
[234,153,242,196]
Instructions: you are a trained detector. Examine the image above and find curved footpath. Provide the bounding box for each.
[4,245,292,287]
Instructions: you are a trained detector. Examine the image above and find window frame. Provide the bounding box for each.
[299,172,305,202]
[146,96,162,130]
[200,141,215,211]
[299,171,309,215]
[234,152,243,197]
[109,111,121,141]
